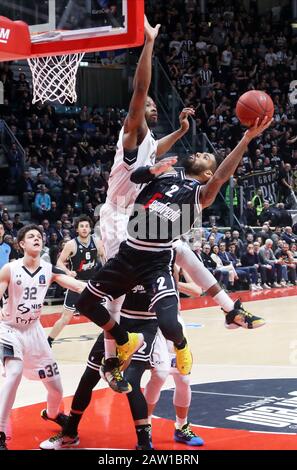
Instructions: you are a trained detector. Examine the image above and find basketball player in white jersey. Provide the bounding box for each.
[0,225,87,450]
[100,16,195,389]
[47,215,105,346]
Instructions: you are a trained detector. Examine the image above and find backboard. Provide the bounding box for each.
[0,0,144,58]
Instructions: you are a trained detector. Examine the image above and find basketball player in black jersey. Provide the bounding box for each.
[47,215,105,346]
[74,116,272,384]
[40,285,158,450]
[40,273,202,450]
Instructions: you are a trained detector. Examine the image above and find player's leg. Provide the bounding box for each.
[0,357,23,450]
[104,296,125,359]
[77,288,143,360]
[153,294,192,375]
[77,255,144,362]
[172,373,204,446]
[175,240,265,329]
[0,326,24,450]
[41,375,66,426]
[124,361,153,450]
[40,334,105,450]
[47,290,78,346]
[22,323,67,428]
[100,205,129,360]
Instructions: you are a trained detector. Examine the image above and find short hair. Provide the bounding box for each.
[74,214,93,230]
[17,224,43,244]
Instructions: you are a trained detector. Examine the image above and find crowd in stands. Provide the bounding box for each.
[147,0,297,182]
[189,223,297,291]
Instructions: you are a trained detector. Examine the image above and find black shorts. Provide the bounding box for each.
[64,290,80,311]
[86,317,158,371]
[120,316,158,366]
[87,332,105,372]
[64,281,88,312]
[86,242,177,310]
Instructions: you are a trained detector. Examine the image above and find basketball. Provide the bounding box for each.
[235,90,274,127]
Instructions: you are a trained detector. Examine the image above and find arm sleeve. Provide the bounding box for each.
[130,166,156,184]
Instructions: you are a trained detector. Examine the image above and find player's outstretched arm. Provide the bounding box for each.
[156,108,195,157]
[52,273,86,293]
[123,16,160,150]
[200,117,273,209]
[130,156,178,184]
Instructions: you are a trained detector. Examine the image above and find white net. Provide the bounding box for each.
[27,53,85,104]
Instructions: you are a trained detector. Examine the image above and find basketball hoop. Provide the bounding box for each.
[0,1,145,104]
[27,53,85,104]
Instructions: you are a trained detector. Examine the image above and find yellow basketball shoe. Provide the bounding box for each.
[224,299,265,329]
[174,342,193,375]
[116,333,144,363]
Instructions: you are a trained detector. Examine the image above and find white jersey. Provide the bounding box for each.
[1,258,53,329]
[106,127,158,210]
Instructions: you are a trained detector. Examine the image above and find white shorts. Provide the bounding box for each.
[0,321,60,382]
[100,201,130,259]
[152,316,186,375]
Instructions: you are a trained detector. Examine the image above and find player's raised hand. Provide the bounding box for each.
[179,107,195,133]
[150,156,178,176]
[144,15,161,42]
[244,116,273,142]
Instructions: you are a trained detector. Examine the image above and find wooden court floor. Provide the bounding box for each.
[2,287,297,450]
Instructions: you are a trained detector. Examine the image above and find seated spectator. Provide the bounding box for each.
[240,243,263,290]
[228,243,258,290]
[201,243,229,287]
[258,239,286,288]
[12,213,24,232]
[34,185,51,222]
[282,226,297,245]
[275,242,297,285]
[211,244,237,289]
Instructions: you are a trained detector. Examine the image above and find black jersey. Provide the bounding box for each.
[127,169,202,251]
[69,236,99,281]
[121,285,157,321]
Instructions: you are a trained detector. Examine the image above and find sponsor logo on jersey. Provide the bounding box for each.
[150,200,181,222]
[39,274,46,285]
[131,285,146,293]
[78,260,96,271]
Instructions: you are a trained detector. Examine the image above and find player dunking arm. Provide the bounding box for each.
[74,117,272,391]
[47,215,105,346]
[39,269,201,451]
[0,225,86,450]
[99,16,194,392]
